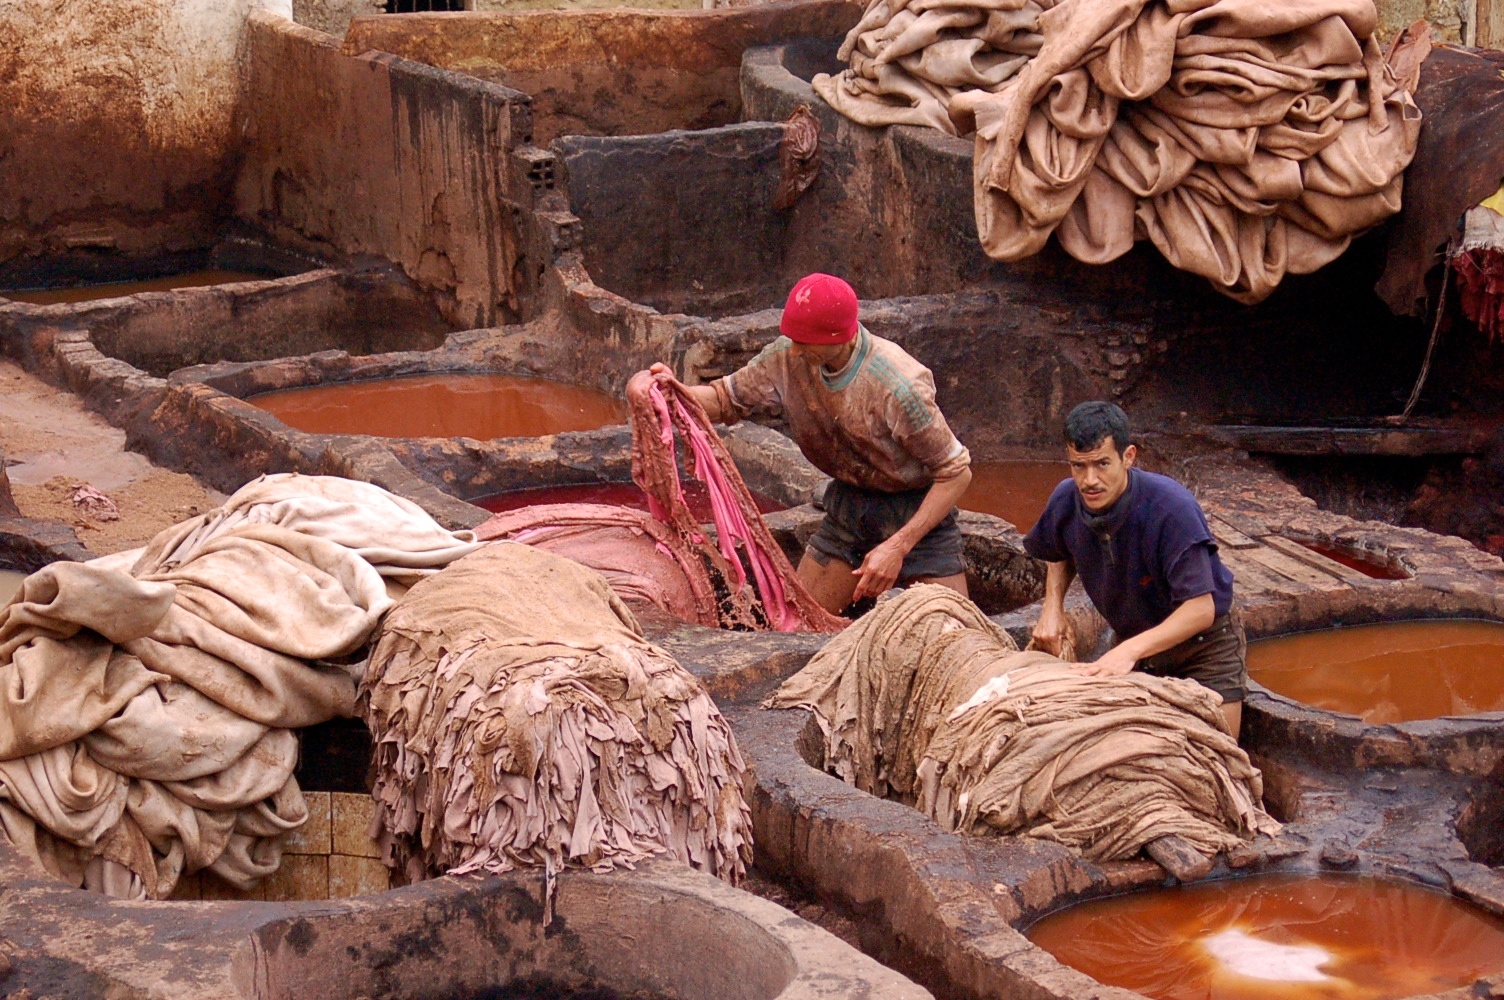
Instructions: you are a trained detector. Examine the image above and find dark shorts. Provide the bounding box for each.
[806,479,966,581]
[1134,608,1248,703]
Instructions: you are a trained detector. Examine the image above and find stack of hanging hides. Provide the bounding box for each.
[766,585,1278,860]
[0,474,479,899]
[477,371,844,633]
[360,542,753,884]
[813,0,1426,303]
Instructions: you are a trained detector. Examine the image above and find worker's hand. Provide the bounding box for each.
[852,537,907,602]
[1074,645,1138,677]
[647,362,680,387]
[1031,606,1066,656]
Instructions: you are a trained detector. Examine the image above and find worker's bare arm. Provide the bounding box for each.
[851,466,972,601]
[1075,592,1216,677]
[1031,559,1076,656]
[647,362,726,422]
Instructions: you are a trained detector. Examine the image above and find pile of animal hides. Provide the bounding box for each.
[814,0,1428,302]
[0,474,479,899]
[359,542,752,885]
[766,585,1278,859]
[1455,187,1504,342]
[477,371,844,633]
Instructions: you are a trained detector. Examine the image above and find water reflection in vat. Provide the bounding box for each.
[1247,620,1504,723]
[250,374,627,439]
[473,481,785,522]
[0,570,24,606]
[959,460,1068,530]
[1027,873,1504,1000]
[0,269,275,305]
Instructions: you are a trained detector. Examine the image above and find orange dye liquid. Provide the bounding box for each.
[1297,542,1408,580]
[1,270,272,305]
[1247,619,1504,724]
[250,374,627,439]
[959,460,1069,530]
[1028,873,1504,1000]
[0,570,24,606]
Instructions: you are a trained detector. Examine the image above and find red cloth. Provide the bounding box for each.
[1455,247,1504,343]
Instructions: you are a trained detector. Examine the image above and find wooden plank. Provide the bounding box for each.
[1146,835,1214,882]
[1208,424,1496,456]
[1220,549,1314,598]
[1261,535,1371,585]
[1210,515,1260,549]
[1245,545,1349,592]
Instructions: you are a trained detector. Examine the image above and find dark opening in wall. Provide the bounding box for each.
[385,0,466,11]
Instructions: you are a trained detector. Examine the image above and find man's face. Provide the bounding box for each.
[1066,437,1137,511]
[789,339,854,369]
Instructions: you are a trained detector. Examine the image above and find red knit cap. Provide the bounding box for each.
[780,273,859,344]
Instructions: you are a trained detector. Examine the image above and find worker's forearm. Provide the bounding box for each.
[1114,593,1216,661]
[1042,559,1074,615]
[891,468,971,552]
[683,383,724,423]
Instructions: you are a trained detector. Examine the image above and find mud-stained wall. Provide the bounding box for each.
[292,0,384,38]
[340,2,864,143]
[236,13,530,328]
[0,0,290,268]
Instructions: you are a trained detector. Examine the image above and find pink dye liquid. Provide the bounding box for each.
[472,481,785,522]
[959,460,1068,531]
[1297,541,1409,580]
[1028,873,1504,1000]
[250,373,626,439]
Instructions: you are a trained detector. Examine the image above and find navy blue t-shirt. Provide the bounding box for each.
[1022,469,1234,640]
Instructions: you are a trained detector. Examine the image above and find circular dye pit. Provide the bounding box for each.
[0,269,274,305]
[1027,873,1504,1000]
[0,569,24,606]
[959,460,1067,531]
[472,480,785,522]
[1247,619,1504,724]
[250,373,627,439]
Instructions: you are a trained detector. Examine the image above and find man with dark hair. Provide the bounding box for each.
[645,273,972,615]
[1024,401,1245,736]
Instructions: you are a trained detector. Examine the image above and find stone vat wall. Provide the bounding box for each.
[235,12,533,328]
[340,2,864,144]
[0,0,291,268]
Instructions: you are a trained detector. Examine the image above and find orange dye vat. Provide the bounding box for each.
[1,270,273,305]
[1246,619,1504,724]
[959,460,1069,530]
[1297,541,1408,580]
[474,480,784,522]
[0,570,25,606]
[1027,873,1504,1000]
[251,374,627,439]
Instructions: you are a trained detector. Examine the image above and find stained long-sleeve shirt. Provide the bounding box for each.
[710,326,970,493]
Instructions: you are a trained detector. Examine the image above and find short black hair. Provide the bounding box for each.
[1064,401,1131,455]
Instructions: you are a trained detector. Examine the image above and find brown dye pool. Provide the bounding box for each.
[1027,873,1504,1000]
[469,980,669,1000]
[0,269,273,305]
[473,481,785,522]
[0,570,25,606]
[1297,541,1409,580]
[959,461,1068,530]
[250,374,627,439]
[1246,619,1504,724]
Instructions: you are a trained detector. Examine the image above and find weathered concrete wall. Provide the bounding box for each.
[0,0,290,267]
[292,0,384,38]
[235,13,531,328]
[341,2,863,143]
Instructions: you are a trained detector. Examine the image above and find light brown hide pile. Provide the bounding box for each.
[814,0,1426,302]
[360,543,752,884]
[0,474,479,898]
[767,586,1277,859]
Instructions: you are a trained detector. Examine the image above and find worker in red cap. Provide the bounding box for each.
[647,272,972,614]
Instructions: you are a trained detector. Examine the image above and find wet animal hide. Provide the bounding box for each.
[0,474,479,898]
[767,585,1278,859]
[814,0,1426,302]
[360,543,752,884]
